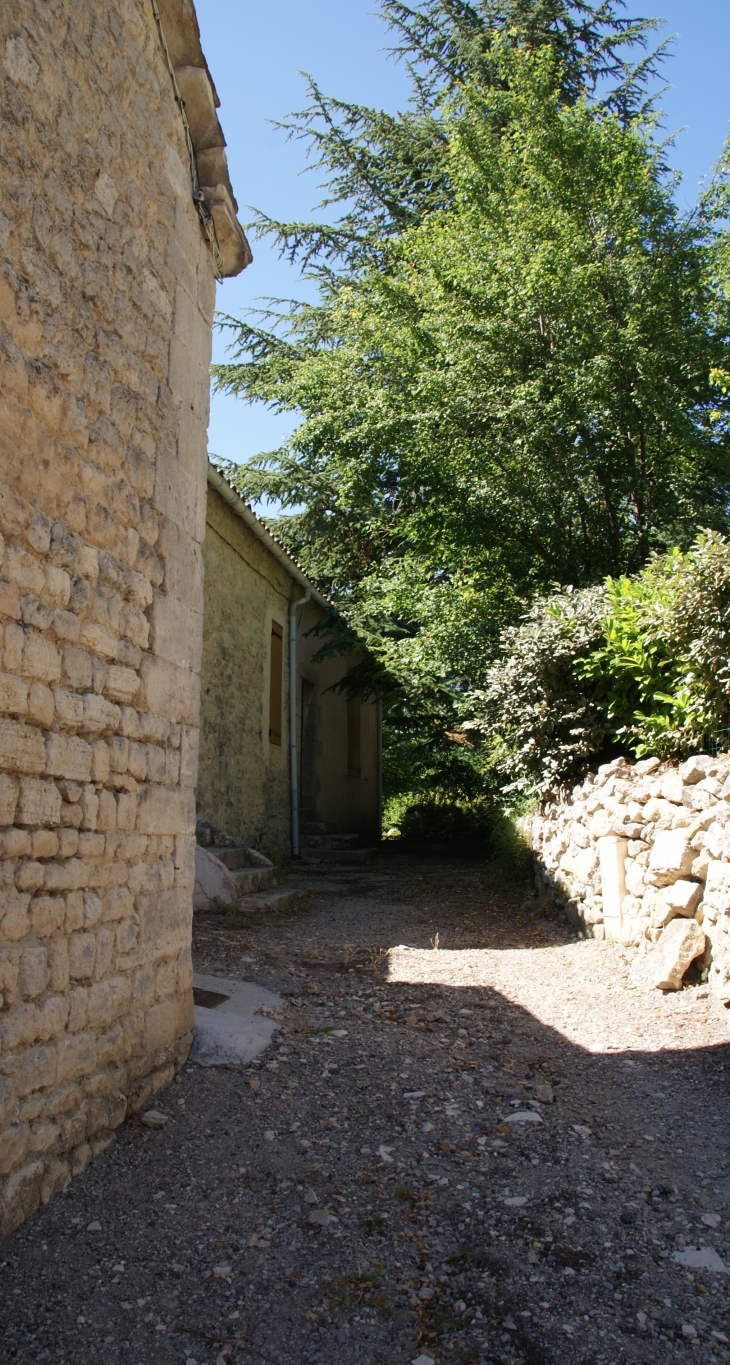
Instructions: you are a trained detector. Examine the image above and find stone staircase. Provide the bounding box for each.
[300,821,377,865]
[194,820,299,914]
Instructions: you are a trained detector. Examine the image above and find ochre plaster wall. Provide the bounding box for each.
[198,490,292,858]
[0,1,217,1236]
[198,487,380,859]
[296,602,380,845]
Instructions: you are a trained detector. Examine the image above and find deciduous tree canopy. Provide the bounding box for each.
[212,0,730,824]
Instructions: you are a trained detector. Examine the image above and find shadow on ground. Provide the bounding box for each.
[2,851,729,1365]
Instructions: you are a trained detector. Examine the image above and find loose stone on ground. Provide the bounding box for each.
[1,846,729,1365]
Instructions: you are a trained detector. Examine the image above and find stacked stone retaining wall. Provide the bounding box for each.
[532,753,730,1000]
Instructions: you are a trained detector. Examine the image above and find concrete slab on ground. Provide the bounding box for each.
[189,971,282,1067]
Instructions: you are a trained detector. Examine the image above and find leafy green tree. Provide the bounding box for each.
[212,1,730,822]
[216,38,729,611]
[247,0,664,279]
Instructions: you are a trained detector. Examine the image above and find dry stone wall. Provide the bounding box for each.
[0,0,234,1237]
[532,753,730,999]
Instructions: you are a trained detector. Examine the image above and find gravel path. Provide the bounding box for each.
[2,847,730,1365]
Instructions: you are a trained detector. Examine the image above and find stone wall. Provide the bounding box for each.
[532,753,730,998]
[0,1,246,1237]
[199,485,294,858]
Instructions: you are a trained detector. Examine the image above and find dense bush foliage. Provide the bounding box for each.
[579,532,730,758]
[467,585,610,797]
[472,533,730,797]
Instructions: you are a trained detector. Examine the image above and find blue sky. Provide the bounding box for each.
[196,1,730,476]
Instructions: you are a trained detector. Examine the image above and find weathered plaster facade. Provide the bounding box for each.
[198,476,380,861]
[0,1,248,1237]
[199,484,294,856]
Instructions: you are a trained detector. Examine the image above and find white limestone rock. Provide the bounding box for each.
[643,797,674,824]
[704,860,730,910]
[710,946,730,1004]
[672,1245,729,1274]
[621,894,642,919]
[661,770,685,804]
[687,807,720,839]
[635,756,661,775]
[691,850,712,881]
[624,859,647,898]
[679,755,714,785]
[559,847,596,883]
[648,917,706,991]
[665,878,703,914]
[704,822,726,860]
[620,917,646,947]
[650,879,704,928]
[589,809,616,839]
[646,830,695,886]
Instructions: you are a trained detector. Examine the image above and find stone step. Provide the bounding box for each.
[214,846,250,870]
[301,832,360,850]
[230,866,277,895]
[299,846,378,865]
[233,886,301,915]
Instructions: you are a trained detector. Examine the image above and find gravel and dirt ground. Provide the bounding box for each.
[2,845,730,1365]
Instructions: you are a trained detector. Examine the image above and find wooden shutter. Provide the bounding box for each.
[347,696,361,776]
[269,621,283,745]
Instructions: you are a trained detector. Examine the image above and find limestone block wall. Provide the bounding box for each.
[532,753,730,999]
[0,1,225,1236]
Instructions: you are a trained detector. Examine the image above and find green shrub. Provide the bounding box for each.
[469,532,730,798]
[488,810,536,884]
[468,585,610,798]
[387,794,493,843]
[578,531,730,756]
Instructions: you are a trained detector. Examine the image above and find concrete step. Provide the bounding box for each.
[233,886,301,915]
[301,832,360,851]
[230,866,277,895]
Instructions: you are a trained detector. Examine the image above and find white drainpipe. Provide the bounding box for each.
[289,588,311,856]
